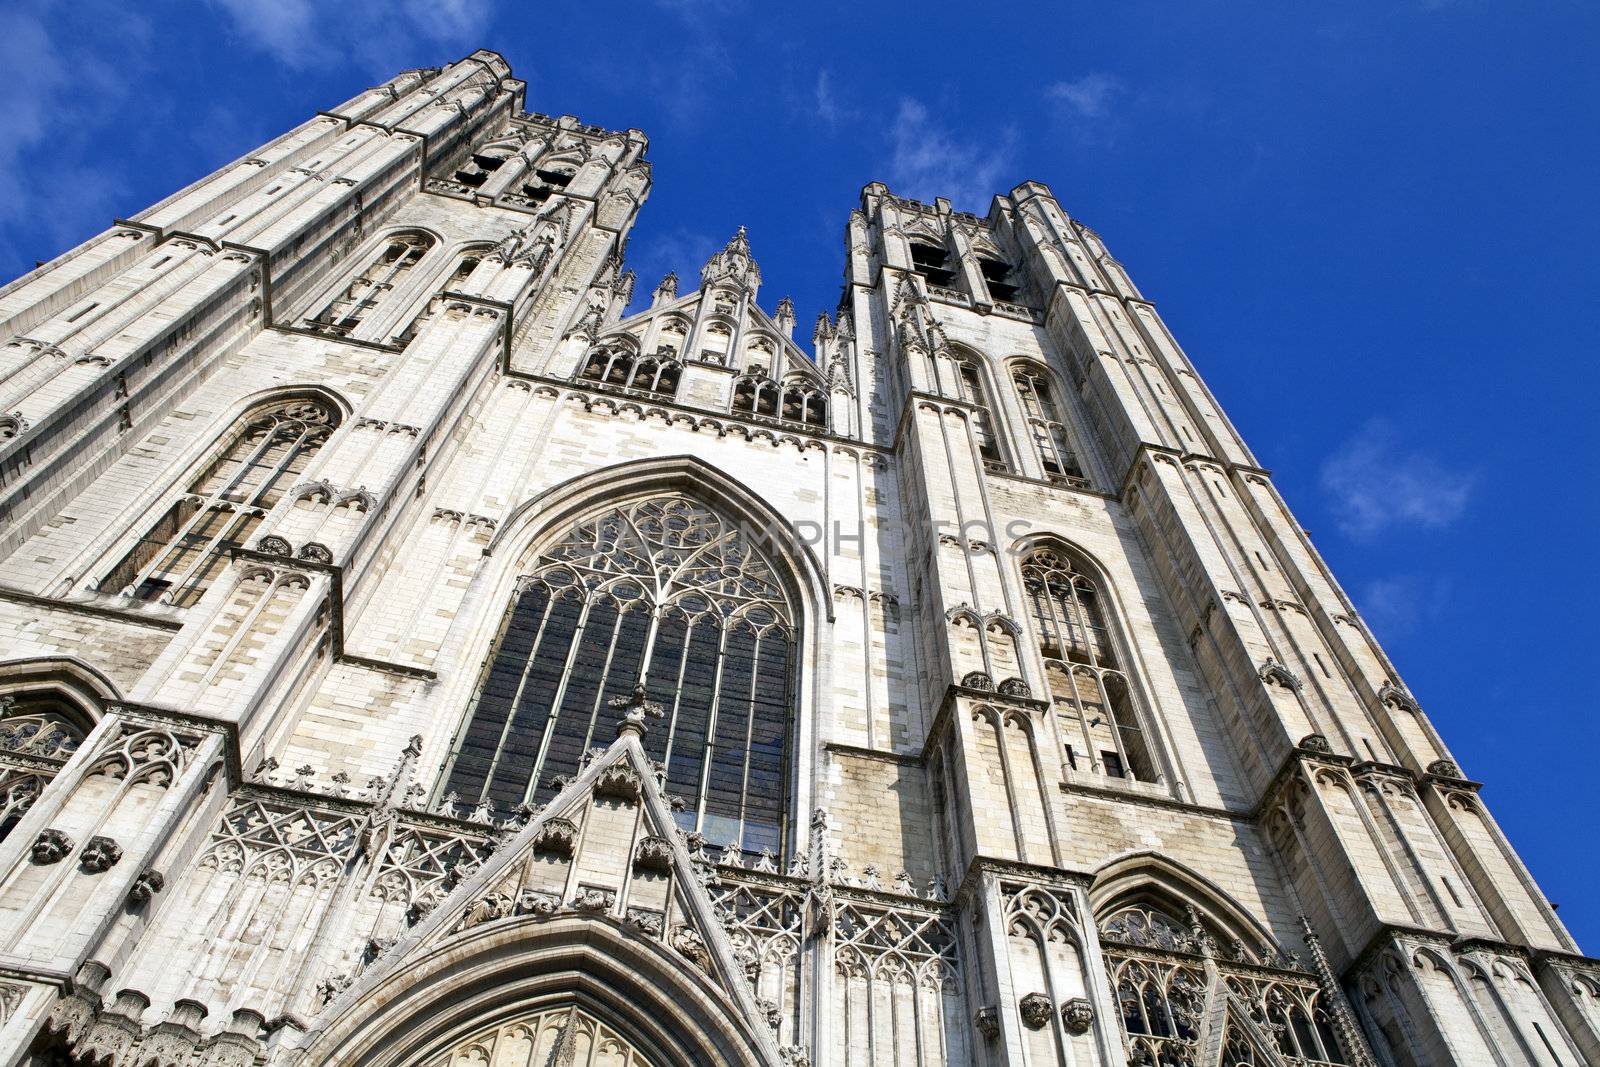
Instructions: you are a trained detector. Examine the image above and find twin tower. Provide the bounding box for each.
[0,50,1589,1067]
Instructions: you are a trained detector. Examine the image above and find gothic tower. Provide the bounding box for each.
[0,52,1589,1067]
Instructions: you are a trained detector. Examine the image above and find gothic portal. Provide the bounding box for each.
[0,51,1591,1067]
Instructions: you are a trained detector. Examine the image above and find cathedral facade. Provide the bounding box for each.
[0,50,1590,1067]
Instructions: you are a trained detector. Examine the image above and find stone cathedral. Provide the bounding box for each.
[0,49,1589,1067]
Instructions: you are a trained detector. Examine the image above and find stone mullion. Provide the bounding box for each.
[1123,299,1255,470]
[1072,883,1125,1067]
[978,871,1027,1066]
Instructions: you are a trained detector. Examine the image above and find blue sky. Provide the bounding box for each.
[2,1,1596,947]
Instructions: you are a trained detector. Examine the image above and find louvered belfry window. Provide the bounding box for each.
[442,497,796,857]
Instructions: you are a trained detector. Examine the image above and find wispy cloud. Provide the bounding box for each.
[1320,419,1475,540]
[884,98,1016,212]
[1047,73,1124,120]
[207,0,495,75]
[1358,573,1453,637]
[0,2,148,267]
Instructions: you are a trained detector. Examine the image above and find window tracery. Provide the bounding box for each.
[1099,899,1351,1067]
[428,1004,659,1067]
[732,374,826,428]
[579,345,682,398]
[103,397,339,607]
[945,356,1002,467]
[1012,363,1088,487]
[1021,547,1156,783]
[307,231,435,338]
[442,497,795,856]
[391,249,485,348]
[0,694,90,841]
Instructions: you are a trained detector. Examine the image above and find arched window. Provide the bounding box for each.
[780,385,827,428]
[307,231,435,338]
[1012,363,1088,487]
[390,249,484,348]
[578,347,681,398]
[103,397,339,607]
[1021,547,1155,783]
[732,375,781,418]
[1098,892,1352,1067]
[452,145,515,189]
[951,357,1002,466]
[0,693,91,841]
[441,497,796,856]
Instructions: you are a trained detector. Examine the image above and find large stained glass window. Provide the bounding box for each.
[441,496,796,857]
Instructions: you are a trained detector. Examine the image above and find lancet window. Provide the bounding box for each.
[306,231,435,339]
[1021,547,1155,783]
[950,357,1002,466]
[390,250,484,348]
[0,694,90,841]
[103,397,339,607]
[442,496,796,857]
[1013,363,1088,487]
[579,345,682,398]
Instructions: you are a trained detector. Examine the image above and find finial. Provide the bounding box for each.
[609,682,664,738]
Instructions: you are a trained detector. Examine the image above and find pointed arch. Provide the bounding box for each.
[1016,535,1168,786]
[1090,851,1278,958]
[98,389,343,607]
[441,458,828,857]
[293,917,773,1066]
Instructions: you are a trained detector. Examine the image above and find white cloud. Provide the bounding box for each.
[814,69,842,125]
[1320,419,1475,540]
[1047,73,1123,119]
[885,99,1015,213]
[0,3,145,266]
[1358,573,1453,637]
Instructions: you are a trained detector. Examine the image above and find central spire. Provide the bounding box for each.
[700,225,761,293]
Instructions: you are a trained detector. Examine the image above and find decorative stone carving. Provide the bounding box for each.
[80,835,123,873]
[626,907,664,937]
[31,828,73,865]
[1060,997,1094,1034]
[974,1006,1000,1039]
[779,1047,811,1067]
[960,671,993,690]
[671,925,713,973]
[1020,992,1053,1029]
[997,677,1032,697]
[1298,733,1332,754]
[256,535,292,556]
[594,763,642,801]
[633,834,673,873]
[572,887,612,913]
[757,996,781,1029]
[298,541,334,564]
[532,816,578,856]
[1427,758,1464,779]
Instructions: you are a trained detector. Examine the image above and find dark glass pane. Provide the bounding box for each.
[486,588,581,810]
[592,605,652,745]
[704,624,757,846]
[742,635,790,851]
[446,584,549,803]
[665,620,720,806]
[642,613,689,766]
[533,598,618,803]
